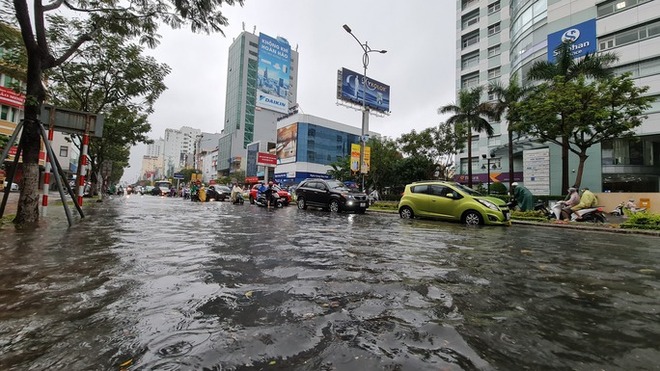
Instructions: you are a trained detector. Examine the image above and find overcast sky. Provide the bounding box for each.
[124,1,457,182]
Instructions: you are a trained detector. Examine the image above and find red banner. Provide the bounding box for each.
[257,152,277,166]
[0,86,25,109]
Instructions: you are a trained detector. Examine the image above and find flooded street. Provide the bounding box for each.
[1,195,658,370]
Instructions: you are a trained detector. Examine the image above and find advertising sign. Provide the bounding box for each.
[337,68,390,113]
[350,143,360,172]
[257,33,291,114]
[363,146,371,174]
[0,86,25,109]
[276,123,298,164]
[524,148,551,195]
[547,19,597,63]
[257,152,277,166]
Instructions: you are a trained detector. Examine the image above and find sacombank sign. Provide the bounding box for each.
[547,18,596,63]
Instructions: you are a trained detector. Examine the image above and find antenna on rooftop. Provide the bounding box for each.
[242,22,245,31]
[253,25,256,34]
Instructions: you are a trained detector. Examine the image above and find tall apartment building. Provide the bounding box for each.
[162,126,201,176]
[456,0,660,194]
[217,30,299,176]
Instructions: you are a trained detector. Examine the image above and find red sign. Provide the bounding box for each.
[245,176,259,183]
[257,152,277,166]
[0,86,25,109]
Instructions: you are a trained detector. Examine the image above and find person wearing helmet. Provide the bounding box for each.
[510,182,534,211]
[555,187,580,219]
[570,187,598,220]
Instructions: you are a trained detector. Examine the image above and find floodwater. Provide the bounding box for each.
[0,195,658,370]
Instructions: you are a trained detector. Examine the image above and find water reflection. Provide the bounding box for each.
[0,195,658,370]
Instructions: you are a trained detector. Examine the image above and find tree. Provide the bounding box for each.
[397,123,465,181]
[488,73,530,190]
[517,73,652,187]
[46,16,169,195]
[527,42,618,192]
[439,86,495,188]
[6,0,243,225]
[366,136,402,194]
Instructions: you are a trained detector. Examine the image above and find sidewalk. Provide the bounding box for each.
[1,190,71,217]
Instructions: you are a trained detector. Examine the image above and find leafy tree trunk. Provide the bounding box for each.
[14,32,47,224]
[562,135,570,192]
[466,125,473,188]
[573,152,588,189]
[508,127,514,190]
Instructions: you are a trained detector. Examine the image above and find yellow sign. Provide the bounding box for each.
[350,143,360,172]
[362,146,371,174]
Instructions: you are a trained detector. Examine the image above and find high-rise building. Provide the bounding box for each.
[455,0,660,193]
[217,30,299,176]
[162,126,201,176]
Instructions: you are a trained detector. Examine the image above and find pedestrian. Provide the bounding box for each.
[510,182,534,211]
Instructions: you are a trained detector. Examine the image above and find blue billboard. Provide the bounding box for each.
[547,19,597,63]
[257,33,291,114]
[337,68,390,113]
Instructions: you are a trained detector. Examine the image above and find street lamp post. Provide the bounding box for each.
[481,154,499,195]
[342,24,387,192]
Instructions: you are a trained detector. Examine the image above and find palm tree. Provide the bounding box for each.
[527,42,618,192]
[439,86,495,188]
[488,73,530,192]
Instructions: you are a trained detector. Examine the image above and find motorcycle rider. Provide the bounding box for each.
[555,187,580,219]
[231,182,243,204]
[264,181,275,208]
[570,187,598,220]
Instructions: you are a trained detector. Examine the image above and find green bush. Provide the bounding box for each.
[489,182,508,195]
[620,212,660,230]
[511,210,548,222]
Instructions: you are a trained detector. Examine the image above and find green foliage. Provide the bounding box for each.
[0,22,27,81]
[489,181,508,195]
[510,210,548,222]
[368,201,399,211]
[620,212,660,230]
[439,86,496,187]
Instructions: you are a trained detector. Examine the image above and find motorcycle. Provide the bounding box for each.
[572,206,608,223]
[255,192,283,208]
[232,193,245,205]
[611,202,646,216]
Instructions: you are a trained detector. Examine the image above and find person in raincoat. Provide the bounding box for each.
[511,182,534,211]
[198,183,207,202]
[570,188,598,220]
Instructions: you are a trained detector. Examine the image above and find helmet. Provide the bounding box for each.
[568,187,577,193]
[511,182,518,187]
[268,181,273,185]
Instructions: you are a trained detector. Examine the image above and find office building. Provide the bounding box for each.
[274,113,378,185]
[456,0,660,193]
[217,30,299,176]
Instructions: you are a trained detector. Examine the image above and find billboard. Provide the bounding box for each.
[0,86,25,109]
[257,33,291,114]
[547,19,597,63]
[276,123,298,164]
[337,68,390,113]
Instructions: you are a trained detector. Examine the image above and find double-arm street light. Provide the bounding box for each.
[481,154,500,195]
[342,24,387,192]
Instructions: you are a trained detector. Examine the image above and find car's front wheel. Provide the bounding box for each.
[297,197,307,210]
[329,200,340,213]
[399,206,414,219]
[249,195,255,204]
[463,210,483,226]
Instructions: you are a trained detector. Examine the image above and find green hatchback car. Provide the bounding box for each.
[398,181,511,226]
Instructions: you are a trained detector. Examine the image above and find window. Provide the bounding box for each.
[0,106,8,120]
[462,31,479,49]
[488,44,501,58]
[461,73,479,89]
[598,0,652,17]
[462,10,480,29]
[461,0,478,10]
[488,67,501,79]
[461,51,480,69]
[59,146,68,157]
[488,1,501,14]
[599,20,660,51]
[488,22,501,36]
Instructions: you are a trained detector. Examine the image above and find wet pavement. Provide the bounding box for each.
[0,194,659,370]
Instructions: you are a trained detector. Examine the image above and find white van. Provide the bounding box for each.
[153,180,172,196]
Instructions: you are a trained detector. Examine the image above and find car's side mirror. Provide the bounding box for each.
[445,192,455,199]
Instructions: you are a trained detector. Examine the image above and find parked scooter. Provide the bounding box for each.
[255,192,283,208]
[611,200,646,216]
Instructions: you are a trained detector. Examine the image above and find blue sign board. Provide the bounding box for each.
[338,68,390,113]
[257,33,291,114]
[547,19,597,63]
[173,173,184,179]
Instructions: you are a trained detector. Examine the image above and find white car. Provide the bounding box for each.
[3,181,19,192]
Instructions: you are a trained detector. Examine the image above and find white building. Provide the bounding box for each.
[455,0,660,193]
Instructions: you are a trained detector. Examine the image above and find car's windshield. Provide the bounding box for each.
[453,182,483,196]
[326,180,349,190]
[155,181,171,188]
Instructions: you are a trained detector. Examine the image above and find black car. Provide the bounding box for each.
[207,185,231,201]
[295,178,369,213]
